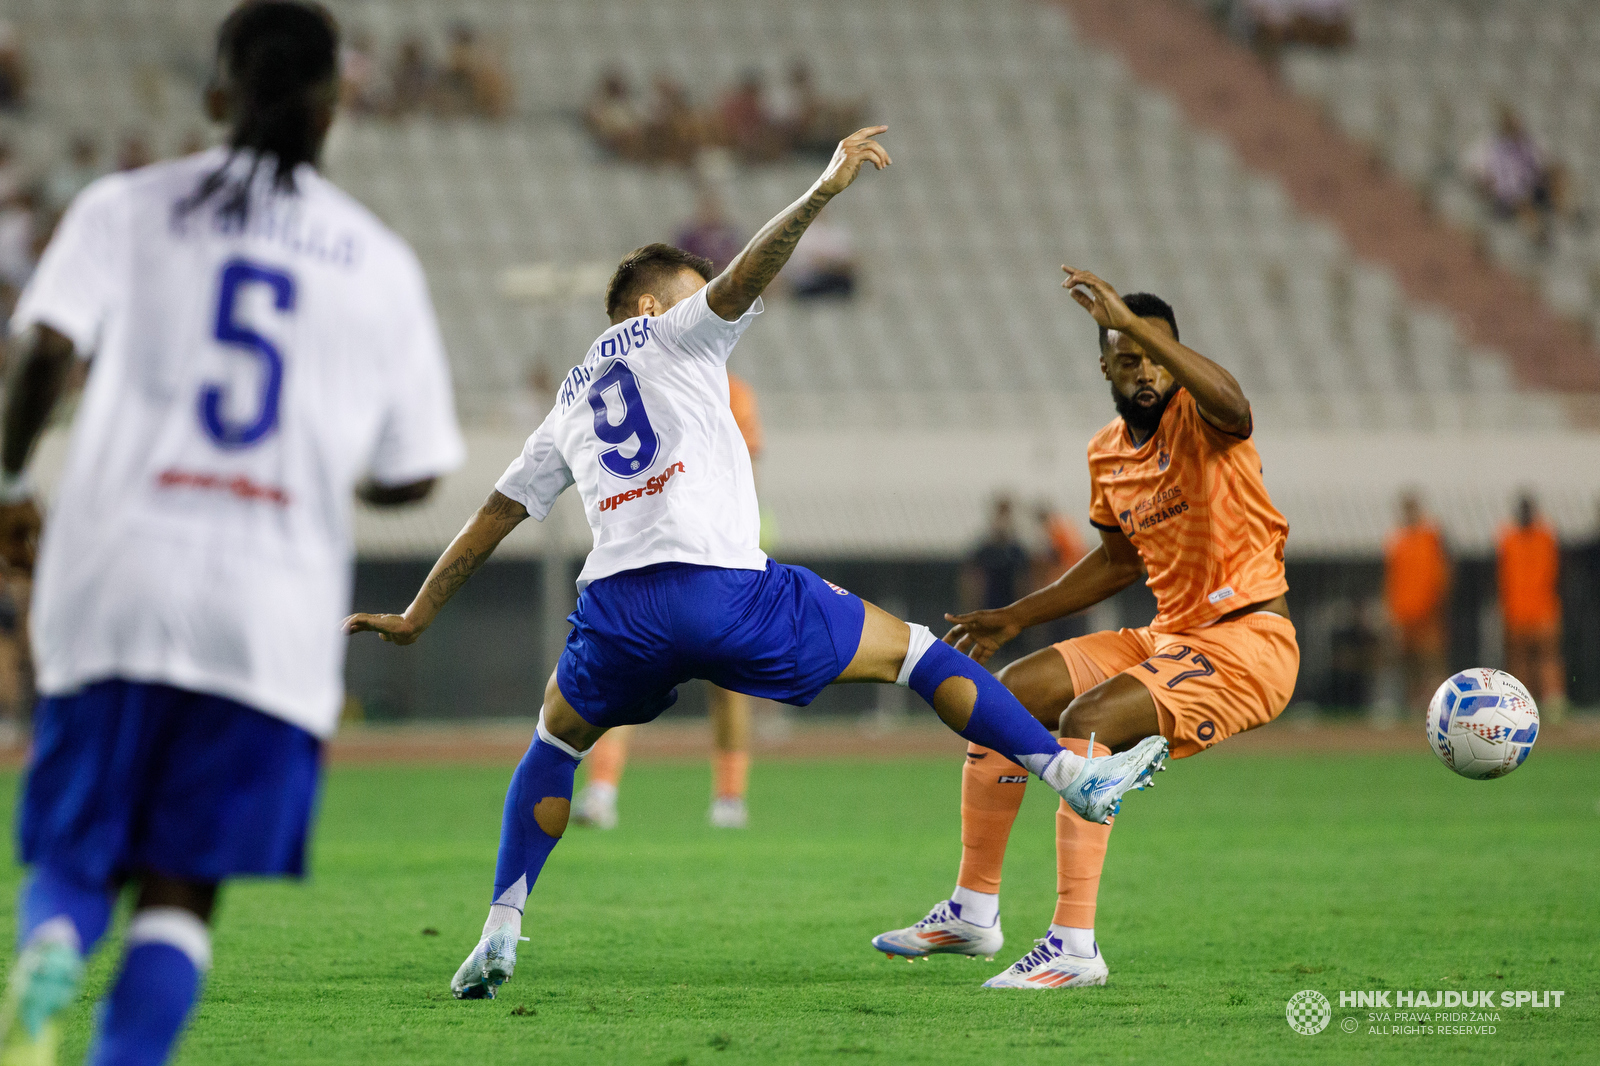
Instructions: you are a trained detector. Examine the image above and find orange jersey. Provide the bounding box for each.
[1087,388,1288,633]
[1497,521,1561,633]
[727,373,764,460]
[1385,522,1450,626]
[1046,515,1088,568]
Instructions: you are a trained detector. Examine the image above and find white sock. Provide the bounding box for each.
[894,623,937,686]
[950,885,999,927]
[1049,923,1096,958]
[126,907,212,971]
[483,904,523,940]
[1026,749,1087,790]
[581,781,617,804]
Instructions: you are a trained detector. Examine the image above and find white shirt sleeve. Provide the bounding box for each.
[366,247,467,485]
[650,286,762,367]
[495,414,574,521]
[11,175,129,354]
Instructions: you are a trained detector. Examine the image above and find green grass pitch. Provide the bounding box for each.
[2,746,1595,1064]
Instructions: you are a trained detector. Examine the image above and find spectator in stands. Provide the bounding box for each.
[390,35,434,118]
[0,138,23,205]
[585,69,645,160]
[673,192,744,273]
[718,69,780,162]
[642,74,704,167]
[771,59,866,158]
[116,134,153,172]
[1497,493,1566,720]
[1247,0,1352,61]
[1384,491,1451,715]
[339,29,384,115]
[1464,106,1572,246]
[1569,500,1600,707]
[436,22,511,120]
[784,217,858,300]
[0,20,26,112]
[0,186,36,313]
[41,134,101,221]
[963,497,1030,613]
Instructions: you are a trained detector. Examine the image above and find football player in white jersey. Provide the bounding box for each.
[346,130,1169,999]
[0,4,463,1062]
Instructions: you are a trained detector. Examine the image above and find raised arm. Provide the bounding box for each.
[0,324,77,571]
[704,125,890,322]
[1062,267,1252,435]
[943,526,1144,664]
[343,489,528,644]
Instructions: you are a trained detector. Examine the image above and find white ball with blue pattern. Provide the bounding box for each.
[1426,668,1540,779]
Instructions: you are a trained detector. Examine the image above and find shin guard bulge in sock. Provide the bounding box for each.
[1053,736,1113,929]
[956,743,1029,895]
[492,721,583,912]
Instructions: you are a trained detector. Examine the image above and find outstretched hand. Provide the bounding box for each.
[816,126,892,197]
[343,612,424,645]
[1062,267,1139,333]
[941,608,1021,665]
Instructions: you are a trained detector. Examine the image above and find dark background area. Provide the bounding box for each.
[345,552,1600,722]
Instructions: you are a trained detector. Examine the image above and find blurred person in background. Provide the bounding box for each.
[575,374,767,831]
[642,74,704,166]
[673,190,744,273]
[0,569,28,746]
[1569,499,1600,708]
[1464,106,1573,247]
[0,187,36,314]
[44,136,103,215]
[1247,0,1352,59]
[436,22,511,120]
[1384,491,1451,715]
[389,35,434,117]
[770,59,865,159]
[0,20,27,112]
[718,69,779,163]
[115,134,153,173]
[1497,493,1566,720]
[963,498,1030,616]
[1032,504,1089,647]
[585,69,644,160]
[784,216,857,300]
[338,29,383,115]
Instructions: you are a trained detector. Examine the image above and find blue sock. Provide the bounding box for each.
[491,725,582,910]
[908,639,1063,771]
[89,909,209,1066]
[19,865,115,954]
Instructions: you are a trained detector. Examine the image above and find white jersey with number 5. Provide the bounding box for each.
[11,148,465,738]
[495,287,766,589]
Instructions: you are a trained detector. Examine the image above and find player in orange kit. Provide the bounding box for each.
[1497,494,1567,719]
[873,269,1299,988]
[573,373,766,828]
[1385,492,1452,715]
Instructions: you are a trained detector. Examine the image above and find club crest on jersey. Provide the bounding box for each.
[598,460,685,512]
[1157,443,1171,472]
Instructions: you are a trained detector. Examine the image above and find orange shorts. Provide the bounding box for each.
[1053,611,1300,759]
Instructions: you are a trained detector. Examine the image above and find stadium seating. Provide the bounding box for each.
[3,0,1572,441]
[1280,0,1600,347]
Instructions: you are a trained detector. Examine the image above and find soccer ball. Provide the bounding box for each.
[1426,668,1539,779]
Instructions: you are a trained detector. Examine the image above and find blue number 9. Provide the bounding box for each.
[586,361,658,477]
[200,259,294,449]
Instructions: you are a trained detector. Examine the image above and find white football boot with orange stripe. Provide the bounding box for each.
[871,900,1003,961]
[982,933,1108,988]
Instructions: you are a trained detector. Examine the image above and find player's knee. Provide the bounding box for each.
[997,660,1065,732]
[1059,689,1114,740]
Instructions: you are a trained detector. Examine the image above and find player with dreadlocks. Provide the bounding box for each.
[0,3,463,1062]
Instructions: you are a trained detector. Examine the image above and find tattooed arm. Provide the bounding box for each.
[704,125,891,322]
[343,489,529,645]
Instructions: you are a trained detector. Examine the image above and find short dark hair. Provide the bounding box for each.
[1098,292,1179,351]
[605,243,716,320]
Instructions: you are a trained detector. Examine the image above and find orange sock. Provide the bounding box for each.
[713,749,749,800]
[1053,736,1113,928]
[586,728,629,787]
[955,743,1030,894]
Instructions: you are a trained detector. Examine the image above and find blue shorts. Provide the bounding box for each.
[557,561,867,729]
[18,679,322,888]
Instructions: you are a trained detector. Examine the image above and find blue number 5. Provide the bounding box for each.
[587,360,658,477]
[200,259,294,449]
